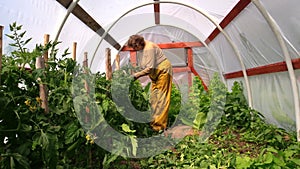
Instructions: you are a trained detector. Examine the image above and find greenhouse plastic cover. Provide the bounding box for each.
[0,0,300,138]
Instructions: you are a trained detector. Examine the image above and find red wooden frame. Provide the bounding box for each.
[125,41,208,90]
[130,51,137,67]
[122,41,203,51]
[205,0,251,44]
[224,58,300,79]
[127,0,296,83]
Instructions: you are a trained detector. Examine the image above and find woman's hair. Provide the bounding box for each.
[127,35,145,49]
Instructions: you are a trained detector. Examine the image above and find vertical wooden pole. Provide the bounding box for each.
[83,52,88,67]
[187,48,208,90]
[43,34,49,66]
[72,42,77,61]
[130,51,137,75]
[82,52,92,165]
[130,51,137,67]
[36,57,49,113]
[187,48,193,88]
[83,52,89,92]
[115,54,120,71]
[105,48,112,80]
[83,52,90,123]
[0,26,3,85]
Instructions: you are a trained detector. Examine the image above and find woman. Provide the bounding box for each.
[127,35,173,132]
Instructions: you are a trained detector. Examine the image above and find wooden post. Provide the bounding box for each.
[72,42,77,61]
[187,48,193,88]
[83,52,88,67]
[130,51,137,75]
[130,51,137,67]
[36,57,49,113]
[83,52,89,92]
[0,26,3,84]
[115,54,120,70]
[187,48,208,91]
[105,48,112,80]
[43,34,49,66]
[83,52,90,122]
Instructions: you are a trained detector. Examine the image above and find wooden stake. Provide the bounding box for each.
[83,52,90,123]
[115,54,120,70]
[43,34,49,65]
[72,42,77,61]
[83,52,88,67]
[36,57,49,113]
[83,52,90,92]
[105,48,112,80]
[0,26,3,84]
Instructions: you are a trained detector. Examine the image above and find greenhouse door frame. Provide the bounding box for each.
[122,41,208,90]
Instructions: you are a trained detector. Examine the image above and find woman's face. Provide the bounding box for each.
[133,45,144,51]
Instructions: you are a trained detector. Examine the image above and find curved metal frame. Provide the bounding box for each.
[252,0,300,141]
[54,0,80,42]
[89,1,252,106]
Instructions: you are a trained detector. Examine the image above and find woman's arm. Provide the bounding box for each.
[133,67,151,79]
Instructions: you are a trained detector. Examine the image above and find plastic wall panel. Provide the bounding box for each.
[227,72,297,132]
[260,0,300,55]
[224,3,284,69]
[249,72,296,131]
[209,34,242,73]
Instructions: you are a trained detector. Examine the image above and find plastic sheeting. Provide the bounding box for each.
[208,1,300,131]
[226,71,297,132]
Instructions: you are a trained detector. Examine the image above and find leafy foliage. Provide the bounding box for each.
[139,79,300,169]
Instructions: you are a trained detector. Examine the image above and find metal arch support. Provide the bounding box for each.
[251,0,300,141]
[54,0,80,42]
[90,1,253,107]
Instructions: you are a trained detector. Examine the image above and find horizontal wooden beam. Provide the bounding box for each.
[158,41,203,49]
[224,58,300,79]
[121,41,203,51]
[173,67,191,73]
[205,0,251,44]
[56,0,121,50]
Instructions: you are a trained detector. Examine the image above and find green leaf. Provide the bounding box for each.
[65,122,82,144]
[121,123,136,133]
[21,124,32,132]
[13,153,30,169]
[5,34,15,40]
[264,152,273,164]
[130,135,138,156]
[236,156,252,169]
[16,25,22,30]
[273,156,286,167]
[24,38,32,45]
[290,158,300,166]
[275,135,282,143]
[10,156,15,169]
[266,147,278,153]
[283,150,295,158]
[193,112,207,129]
[66,140,81,152]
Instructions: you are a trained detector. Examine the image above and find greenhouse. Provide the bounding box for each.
[0,0,299,168]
